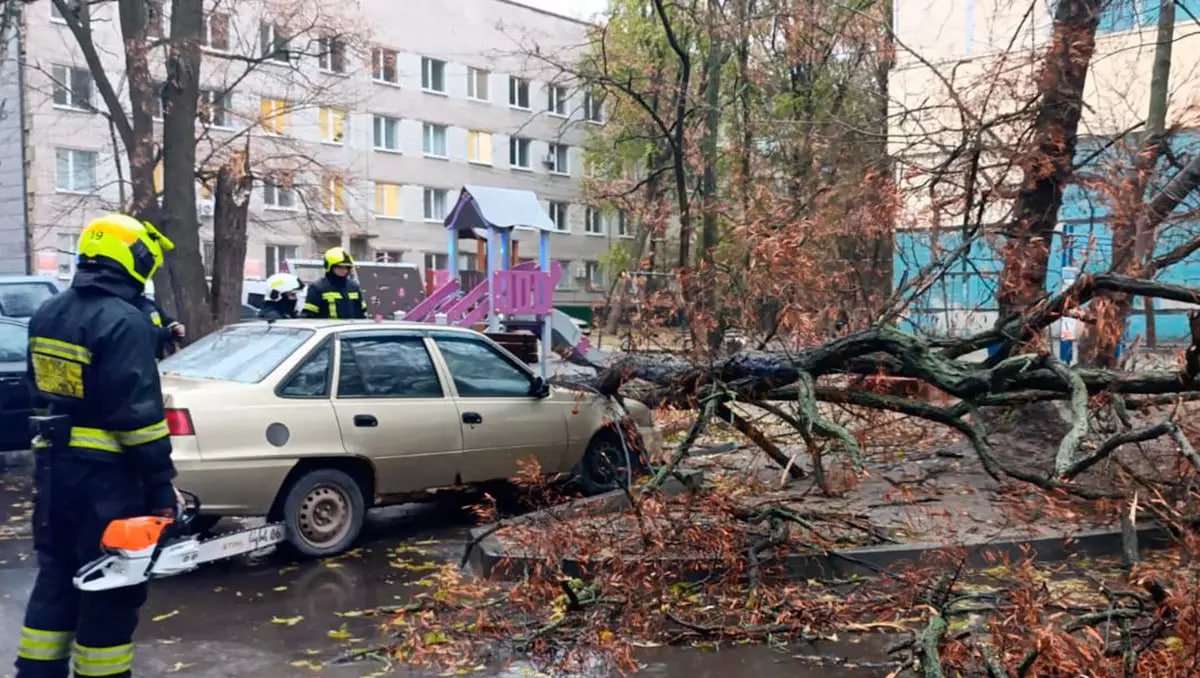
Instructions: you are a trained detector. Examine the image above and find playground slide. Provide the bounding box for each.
[507,309,609,367]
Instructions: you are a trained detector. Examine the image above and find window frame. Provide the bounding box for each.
[548,201,568,232]
[374,182,401,219]
[421,57,447,94]
[321,172,346,214]
[616,209,632,238]
[372,47,399,85]
[508,76,530,109]
[55,147,98,194]
[585,207,604,236]
[198,89,234,129]
[200,11,231,52]
[264,243,298,276]
[430,334,537,399]
[423,187,448,222]
[467,67,490,102]
[319,107,347,145]
[259,21,291,63]
[583,90,604,123]
[262,179,298,210]
[335,333,447,400]
[52,64,93,111]
[372,114,401,152]
[547,84,568,117]
[466,129,493,166]
[317,35,348,74]
[548,143,570,176]
[275,337,335,400]
[509,136,531,170]
[422,122,448,158]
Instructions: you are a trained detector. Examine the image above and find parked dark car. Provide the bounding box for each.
[0,317,30,452]
[0,276,62,319]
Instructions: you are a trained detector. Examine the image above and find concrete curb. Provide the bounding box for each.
[465,485,1176,581]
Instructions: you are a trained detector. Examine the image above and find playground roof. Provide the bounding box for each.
[444,185,556,236]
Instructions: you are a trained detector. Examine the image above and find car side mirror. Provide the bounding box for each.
[530,376,551,399]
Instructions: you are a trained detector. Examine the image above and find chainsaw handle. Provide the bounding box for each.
[143,489,201,579]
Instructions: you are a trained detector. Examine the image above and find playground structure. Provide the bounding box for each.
[398,185,606,377]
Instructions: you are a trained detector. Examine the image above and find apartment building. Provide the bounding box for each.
[889,0,1200,342]
[0,0,627,307]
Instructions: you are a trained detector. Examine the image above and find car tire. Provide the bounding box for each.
[279,468,365,558]
[575,430,641,496]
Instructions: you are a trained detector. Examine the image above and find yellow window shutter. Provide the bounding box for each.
[373,183,384,214]
[333,110,345,142]
[318,108,329,141]
[480,133,492,164]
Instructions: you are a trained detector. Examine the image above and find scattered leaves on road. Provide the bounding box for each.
[151,610,180,622]
[271,615,304,626]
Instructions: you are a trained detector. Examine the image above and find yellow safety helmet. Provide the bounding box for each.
[323,247,354,272]
[77,213,176,285]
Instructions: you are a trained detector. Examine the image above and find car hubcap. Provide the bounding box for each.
[298,484,351,547]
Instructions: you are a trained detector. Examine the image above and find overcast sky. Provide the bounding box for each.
[510,0,610,21]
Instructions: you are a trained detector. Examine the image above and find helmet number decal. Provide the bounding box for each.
[32,354,85,399]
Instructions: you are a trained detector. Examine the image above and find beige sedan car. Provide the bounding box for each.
[157,320,661,556]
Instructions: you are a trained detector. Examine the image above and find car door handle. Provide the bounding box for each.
[462,412,483,425]
[353,414,378,428]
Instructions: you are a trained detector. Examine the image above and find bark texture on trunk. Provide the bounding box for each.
[996,0,1103,320]
[211,151,251,327]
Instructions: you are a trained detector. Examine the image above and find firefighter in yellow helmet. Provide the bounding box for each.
[16,213,180,678]
[300,247,368,319]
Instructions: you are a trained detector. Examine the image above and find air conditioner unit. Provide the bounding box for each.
[197,201,215,217]
[571,261,587,279]
[541,155,556,168]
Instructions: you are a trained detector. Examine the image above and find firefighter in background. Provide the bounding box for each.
[134,294,185,360]
[258,272,303,320]
[300,247,368,319]
[17,213,179,678]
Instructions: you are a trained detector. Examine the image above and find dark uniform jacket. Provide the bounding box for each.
[133,295,177,360]
[301,272,367,319]
[258,298,299,321]
[26,263,177,510]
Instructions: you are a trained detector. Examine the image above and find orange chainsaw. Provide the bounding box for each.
[72,491,286,591]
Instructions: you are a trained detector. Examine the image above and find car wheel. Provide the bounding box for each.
[576,431,639,496]
[280,469,365,558]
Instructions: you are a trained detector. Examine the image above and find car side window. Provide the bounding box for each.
[338,335,443,398]
[0,322,26,362]
[278,340,332,397]
[432,336,533,398]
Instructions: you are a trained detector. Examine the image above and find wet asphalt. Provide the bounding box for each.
[0,459,893,677]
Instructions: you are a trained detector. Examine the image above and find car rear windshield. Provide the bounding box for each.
[160,325,314,383]
[0,283,56,318]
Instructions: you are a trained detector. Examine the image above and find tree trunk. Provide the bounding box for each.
[211,151,251,326]
[116,0,157,216]
[158,0,211,334]
[698,0,725,348]
[1080,0,1173,367]
[995,0,1103,320]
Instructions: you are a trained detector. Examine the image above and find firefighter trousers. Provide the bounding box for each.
[15,447,148,678]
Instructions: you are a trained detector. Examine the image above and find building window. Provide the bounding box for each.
[548,143,569,175]
[372,47,398,84]
[260,22,290,62]
[372,115,400,152]
[374,250,402,263]
[422,123,447,157]
[548,201,568,232]
[424,253,448,271]
[509,137,530,170]
[555,260,572,290]
[146,0,164,38]
[585,207,604,235]
[508,76,530,109]
[318,36,347,73]
[261,177,297,209]
[421,57,446,93]
[586,261,604,289]
[265,244,297,277]
[318,108,347,144]
[374,182,400,218]
[200,12,230,51]
[55,148,97,193]
[467,130,493,165]
[259,98,288,135]
[55,232,76,279]
[547,85,567,116]
[616,209,631,237]
[52,65,92,110]
[466,67,489,101]
[423,187,447,221]
[198,89,233,128]
[583,90,603,123]
[151,81,166,120]
[322,173,345,213]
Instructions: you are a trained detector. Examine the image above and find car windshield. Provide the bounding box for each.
[0,283,55,318]
[160,324,314,383]
[0,322,26,363]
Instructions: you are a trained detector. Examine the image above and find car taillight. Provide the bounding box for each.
[165,408,195,436]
